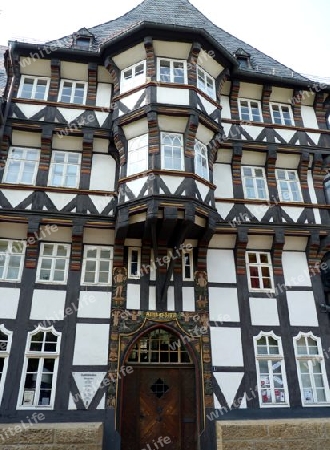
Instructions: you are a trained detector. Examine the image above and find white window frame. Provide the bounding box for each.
[3,147,40,185]
[121,60,146,94]
[194,140,209,181]
[246,251,274,292]
[48,151,81,188]
[238,98,263,122]
[58,79,87,104]
[241,166,268,200]
[127,134,149,176]
[36,243,71,284]
[270,103,294,126]
[182,249,194,281]
[294,332,330,406]
[196,65,216,100]
[0,239,26,282]
[128,247,141,279]
[81,246,113,285]
[18,75,50,100]
[157,58,188,84]
[161,132,184,171]
[0,325,12,405]
[254,331,289,407]
[17,326,61,410]
[276,169,302,202]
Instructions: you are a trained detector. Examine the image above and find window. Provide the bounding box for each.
[36,243,70,283]
[161,133,184,171]
[158,59,187,84]
[270,103,294,126]
[58,80,87,104]
[254,332,289,406]
[121,61,146,93]
[238,99,262,122]
[127,134,148,176]
[276,169,302,202]
[294,332,330,406]
[18,76,49,100]
[18,327,61,409]
[0,239,25,281]
[242,166,268,200]
[3,147,40,185]
[76,37,91,49]
[81,246,113,285]
[194,140,209,180]
[0,326,12,403]
[182,250,193,281]
[48,151,81,188]
[128,247,141,279]
[197,66,216,100]
[246,251,274,291]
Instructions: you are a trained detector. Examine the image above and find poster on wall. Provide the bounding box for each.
[23,390,35,406]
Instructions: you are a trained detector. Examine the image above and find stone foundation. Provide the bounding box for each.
[217,418,330,450]
[0,422,103,450]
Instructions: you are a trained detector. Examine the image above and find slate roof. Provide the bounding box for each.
[48,0,309,83]
[0,45,7,96]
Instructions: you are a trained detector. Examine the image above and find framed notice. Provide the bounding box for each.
[23,390,35,406]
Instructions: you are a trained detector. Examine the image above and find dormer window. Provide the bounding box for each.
[235,48,251,69]
[76,37,91,49]
[72,28,94,50]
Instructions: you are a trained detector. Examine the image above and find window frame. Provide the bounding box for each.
[121,60,147,94]
[0,325,13,405]
[194,140,209,181]
[238,98,263,122]
[161,132,185,171]
[270,103,294,126]
[3,147,40,186]
[241,166,269,200]
[128,247,141,279]
[182,249,194,281]
[157,58,188,85]
[0,239,26,282]
[246,251,274,292]
[275,169,303,202]
[127,134,149,176]
[254,331,289,407]
[81,245,113,285]
[196,65,216,100]
[17,326,61,410]
[18,75,50,101]
[36,242,71,284]
[294,332,330,406]
[48,151,81,189]
[58,79,87,105]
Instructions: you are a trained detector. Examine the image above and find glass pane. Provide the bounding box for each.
[87,249,97,258]
[248,253,257,263]
[56,245,68,257]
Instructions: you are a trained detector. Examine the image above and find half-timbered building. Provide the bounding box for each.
[0,1,330,449]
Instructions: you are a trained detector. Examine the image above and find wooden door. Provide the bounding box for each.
[121,367,197,450]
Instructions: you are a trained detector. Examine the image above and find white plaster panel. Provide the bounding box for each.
[12,131,41,148]
[275,128,296,144]
[98,66,112,83]
[124,239,141,247]
[210,328,243,366]
[307,171,317,204]
[123,118,148,140]
[158,116,188,133]
[149,286,156,311]
[301,91,315,107]
[196,124,213,144]
[282,206,304,222]
[157,87,190,105]
[222,123,232,139]
[127,284,140,310]
[83,228,114,245]
[270,87,294,103]
[209,235,236,249]
[301,105,318,129]
[52,135,83,151]
[239,83,263,100]
[20,58,51,76]
[197,94,216,116]
[241,151,266,166]
[161,176,184,194]
[0,223,28,239]
[247,235,273,250]
[39,226,71,242]
[307,132,320,144]
[209,287,240,322]
[221,80,231,96]
[283,236,308,251]
[46,193,76,212]
[213,372,244,409]
[56,108,85,125]
[94,138,109,154]
[196,182,209,202]
[30,290,66,320]
[90,154,116,191]
[72,372,107,409]
[61,62,88,81]
[247,204,270,222]
[215,202,234,219]
[18,104,45,119]
[73,324,110,365]
[154,41,191,60]
[113,43,146,69]
[216,149,233,164]
[214,164,233,198]
[182,287,195,312]
[119,90,146,116]
[313,208,322,224]
[127,177,148,197]
[221,96,231,119]
[1,190,33,208]
[89,195,114,215]
[241,125,263,140]
[95,112,108,128]
[197,49,224,78]
[282,251,311,287]
[249,297,279,326]
[0,288,20,319]
[96,83,112,108]
[207,250,236,283]
[167,286,175,311]
[287,291,318,327]
[78,291,111,318]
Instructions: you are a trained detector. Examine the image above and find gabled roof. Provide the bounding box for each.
[0,45,7,96]
[48,0,309,83]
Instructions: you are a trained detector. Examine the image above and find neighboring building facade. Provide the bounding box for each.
[0,1,330,449]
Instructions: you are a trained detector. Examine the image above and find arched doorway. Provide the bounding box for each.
[120,327,198,450]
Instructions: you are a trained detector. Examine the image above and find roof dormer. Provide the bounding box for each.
[234,48,251,69]
[72,28,94,50]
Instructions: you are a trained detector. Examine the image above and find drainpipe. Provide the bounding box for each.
[0,41,16,146]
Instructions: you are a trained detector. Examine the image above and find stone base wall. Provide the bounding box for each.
[217,418,330,450]
[0,422,103,450]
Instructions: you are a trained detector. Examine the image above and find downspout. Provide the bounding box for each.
[0,41,16,146]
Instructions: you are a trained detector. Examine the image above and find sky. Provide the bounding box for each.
[0,0,329,79]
